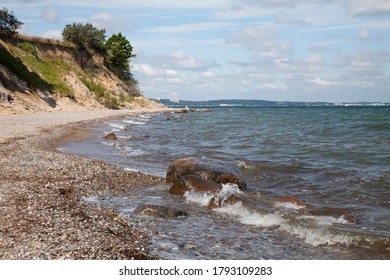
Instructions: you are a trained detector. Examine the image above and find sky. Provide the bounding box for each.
[2,0,390,102]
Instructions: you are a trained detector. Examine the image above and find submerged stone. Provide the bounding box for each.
[166,157,246,189]
[134,204,188,218]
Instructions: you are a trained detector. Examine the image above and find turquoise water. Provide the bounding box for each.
[62,106,390,259]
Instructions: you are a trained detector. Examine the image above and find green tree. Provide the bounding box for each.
[105,32,136,82]
[0,7,23,37]
[62,23,105,52]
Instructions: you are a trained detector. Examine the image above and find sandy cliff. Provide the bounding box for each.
[0,35,162,114]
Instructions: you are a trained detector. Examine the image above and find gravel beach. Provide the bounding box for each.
[0,109,171,259]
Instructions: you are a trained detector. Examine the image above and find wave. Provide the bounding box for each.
[123,119,146,125]
[183,183,390,249]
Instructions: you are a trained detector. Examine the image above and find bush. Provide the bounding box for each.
[62,23,105,52]
[0,7,23,37]
[105,33,136,82]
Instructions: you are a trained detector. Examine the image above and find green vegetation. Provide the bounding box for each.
[0,7,140,109]
[62,23,137,84]
[0,45,53,90]
[23,55,73,97]
[79,77,120,109]
[0,7,23,37]
[62,23,105,52]
[105,33,136,83]
[17,41,38,57]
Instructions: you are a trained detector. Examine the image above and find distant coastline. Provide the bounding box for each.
[156,98,390,108]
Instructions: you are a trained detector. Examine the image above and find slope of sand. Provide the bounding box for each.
[0,108,172,259]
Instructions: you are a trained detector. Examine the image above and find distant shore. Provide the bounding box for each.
[0,108,172,259]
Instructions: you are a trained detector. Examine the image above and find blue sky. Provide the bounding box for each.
[3,0,390,102]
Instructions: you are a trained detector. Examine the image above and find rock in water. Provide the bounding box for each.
[103,132,117,140]
[166,157,246,189]
[134,204,188,218]
[169,174,221,195]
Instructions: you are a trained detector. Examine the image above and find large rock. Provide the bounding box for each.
[166,157,246,189]
[169,174,221,195]
[134,204,188,218]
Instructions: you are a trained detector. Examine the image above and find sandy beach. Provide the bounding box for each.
[0,109,171,259]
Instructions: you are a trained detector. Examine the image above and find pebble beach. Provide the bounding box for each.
[0,109,171,259]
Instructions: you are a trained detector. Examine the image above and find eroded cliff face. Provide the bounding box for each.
[0,35,159,114]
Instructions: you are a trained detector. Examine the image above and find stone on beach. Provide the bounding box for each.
[134,204,188,218]
[166,157,246,189]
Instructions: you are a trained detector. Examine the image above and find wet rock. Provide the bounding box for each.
[207,194,242,209]
[174,109,189,114]
[281,195,307,207]
[169,174,221,195]
[134,204,188,218]
[103,132,117,140]
[343,213,357,224]
[166,157,246,189]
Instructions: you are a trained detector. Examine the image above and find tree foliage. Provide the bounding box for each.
[105,32,136,82]
[62,23,105,52]
[0,7,23,37]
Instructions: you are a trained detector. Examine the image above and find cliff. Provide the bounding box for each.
[0,35,161,114]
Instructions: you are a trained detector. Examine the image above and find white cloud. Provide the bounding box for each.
[41,29,62,39]
[346,0,390,15]
[90,13,117,31]
[141,21,237,33]
[355,29,370,41]
[14,0,230,9]
[132,64,177,77]
[258,82,288,90]
[274,13,309,26]
[309,76,334,86]
[41,5,60,23]
[139,51,220,71]
[227,28,292,58]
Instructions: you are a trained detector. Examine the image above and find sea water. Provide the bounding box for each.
[61,106,390,259]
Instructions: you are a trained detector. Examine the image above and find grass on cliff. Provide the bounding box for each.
[1,41,74,98]
[0,45,53,90]
[80,77,120,109]
[23,56,73,97]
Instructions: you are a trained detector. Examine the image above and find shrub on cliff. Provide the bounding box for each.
[0,7,23,37]
[62,23,105,52]
[105,32,136,83]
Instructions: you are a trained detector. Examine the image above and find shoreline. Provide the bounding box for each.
[0,108,172,259]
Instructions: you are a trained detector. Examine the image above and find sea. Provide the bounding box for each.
[60,105,390,259]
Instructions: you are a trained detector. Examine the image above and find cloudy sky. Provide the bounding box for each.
[3,0,390,102]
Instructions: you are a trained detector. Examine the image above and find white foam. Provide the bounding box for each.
[124,167,141,173]
[237,160,251,169]
[213,202,284,227]
[219,183,242,196]
[124,146,144,156]
[298,214,350,226]
[279,223,355,247]
[123,119,146,125]
[109,123,127,130]
[184,192,214,207]
[275,201,306,210]
[100,141,115,147]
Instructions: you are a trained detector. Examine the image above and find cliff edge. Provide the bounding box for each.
[0,35,162,114]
